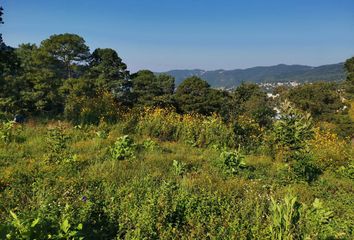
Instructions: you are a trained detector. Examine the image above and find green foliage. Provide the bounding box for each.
[0,120,14,143]
[336,162,354,179]
[5,211,41,240]
[219,147,246,174]
[232,115,264,152]
[172,160,186,176]
[88,48,133,106]
[269,101,322,182]
[0,46,22,113]
[299,198,334,239]
[4,207,84,240]
[229,83,275,128]
[45,125,72,164]
[344,56,354,96]
[40,33,90,78]
[175,76,227,115]
[0,121,352,239]
[137,108,235,148]
[269,194,300,240]
[291,152,322,183]
[13,42,64,114]
[131,70,175,107]
[269,195,335,240]
[285,82,354,137]
[56,218,83,240]
[110,135,136,160]
[272,100,314,160]
[64,91,121,125]
[142,138,159,151]
[287,82,345,120]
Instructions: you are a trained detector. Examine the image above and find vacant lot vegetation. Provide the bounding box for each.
[0,106,353,239]
[0,26,354,239]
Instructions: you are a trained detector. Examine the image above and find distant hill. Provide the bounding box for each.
[158,63,346,88]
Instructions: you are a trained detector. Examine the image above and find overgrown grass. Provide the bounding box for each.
[0,114,353,239]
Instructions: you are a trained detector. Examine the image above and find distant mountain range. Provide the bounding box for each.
[158,63,346,88]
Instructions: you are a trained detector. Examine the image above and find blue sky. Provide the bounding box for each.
[1,0,354,72]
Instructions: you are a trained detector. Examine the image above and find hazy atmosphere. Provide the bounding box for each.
[3,0,354,71]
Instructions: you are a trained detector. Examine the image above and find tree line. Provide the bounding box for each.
[0,31,275,122]
[1,6,354,137]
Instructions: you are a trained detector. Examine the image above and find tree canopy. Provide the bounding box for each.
[0,6,3,46]
[131,70,175,107]
[0,31,353,139]
[344,56,354,96]
[39,33,90,79]
[175,76,226,115]
[229,83,274,127]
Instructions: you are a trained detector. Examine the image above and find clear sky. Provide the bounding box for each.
[1,0,354,72]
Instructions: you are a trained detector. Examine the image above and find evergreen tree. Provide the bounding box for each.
[0,6,4,47]
[131,70,175,107]
[40,33,90,79]
[344,56,354,96]
[88,48,133,105]
[175,76,226,115]
[229,83,274,127]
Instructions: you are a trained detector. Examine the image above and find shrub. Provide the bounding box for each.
[45,125,72,164]
[172,160,186,176]
[269,194,300,240]
[219,147,246,174]
[137,107,180,141]
[269,195,335,239]
[137,108,235,149]
[232,115,264,151]
[179,113,235,149]
[336,161,354,179]
[0,121,14,143]
[309,127,351,170]
[290,152,322,183]
[0,121,23,144]
[299,198,334,239]
[272,100,314,160]
[110,135,136,160]
[64,91,121,125]
[142,138,159,151]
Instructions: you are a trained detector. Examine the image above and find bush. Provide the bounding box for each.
[219,147,246,174]
[232,115,264,152]
[45,125,72,164]
[110,135,136,160]
[172,160,186,176]
[64,91,121,125]
[271,100,314,161]
[137,108,180,141]
[291,152,322,183]
[0,120,15,143]
[268,195,335,239]
[137,108,235,149]
[309,127,351,171]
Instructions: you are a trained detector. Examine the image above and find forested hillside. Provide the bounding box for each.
[161,63,346,87]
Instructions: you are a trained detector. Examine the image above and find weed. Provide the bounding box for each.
[110,135,136,160]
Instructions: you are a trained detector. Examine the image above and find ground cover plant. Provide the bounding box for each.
[0,107,353,239]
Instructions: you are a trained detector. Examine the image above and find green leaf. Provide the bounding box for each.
[9,211,18,221]
[77,223,83,230]
[312,198,323,209]
[61,219,70,233]
[31,218,40,228]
